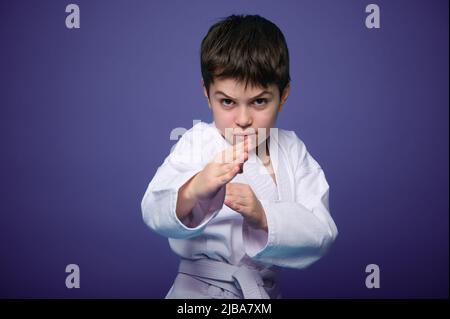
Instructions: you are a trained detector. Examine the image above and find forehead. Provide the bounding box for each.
[210,77,276,97]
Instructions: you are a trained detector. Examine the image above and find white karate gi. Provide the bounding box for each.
[141,121,338,299]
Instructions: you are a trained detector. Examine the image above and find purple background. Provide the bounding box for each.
[0,0,448,298]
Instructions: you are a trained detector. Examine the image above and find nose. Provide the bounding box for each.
[235,106,252,128]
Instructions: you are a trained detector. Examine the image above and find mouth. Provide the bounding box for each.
[233,132,256,136]
[232,129,257,136]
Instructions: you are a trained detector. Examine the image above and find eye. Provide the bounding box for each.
[221,99,235,107]
[253,98,268,107]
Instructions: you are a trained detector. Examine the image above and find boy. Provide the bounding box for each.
[141,14,338,299]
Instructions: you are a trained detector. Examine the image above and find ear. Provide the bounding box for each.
[201,79,211,108]
[278,83,291,112]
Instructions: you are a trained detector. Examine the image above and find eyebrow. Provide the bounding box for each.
[214,90,273,100]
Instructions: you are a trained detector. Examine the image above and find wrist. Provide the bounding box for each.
[256,204,268,232]
[184,174,200,201]
[260,215,268,232]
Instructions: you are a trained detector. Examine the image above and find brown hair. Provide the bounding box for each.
[201,14,290,97]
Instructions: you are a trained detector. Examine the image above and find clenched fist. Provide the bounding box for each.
[225,183,268,231]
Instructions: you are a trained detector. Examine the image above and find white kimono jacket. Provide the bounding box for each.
[141,121,338,299]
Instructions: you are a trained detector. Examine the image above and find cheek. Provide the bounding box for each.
[253,107,279,144]
[211,107,235,133]
[254,108,278,127]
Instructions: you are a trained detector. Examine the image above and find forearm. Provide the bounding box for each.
[176,175,199,220]
[243,199,338,268]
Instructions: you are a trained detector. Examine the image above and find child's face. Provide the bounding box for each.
[203,77,290,146]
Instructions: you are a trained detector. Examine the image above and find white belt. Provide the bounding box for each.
[178,258,276,299]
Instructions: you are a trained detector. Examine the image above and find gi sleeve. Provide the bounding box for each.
[141,130,224,239]
[243,135,338,269]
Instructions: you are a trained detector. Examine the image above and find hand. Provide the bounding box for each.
[224,183,268,231]
[188,138,251,200]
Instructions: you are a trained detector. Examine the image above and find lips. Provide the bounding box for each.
[233,133,256,136]
[233,130,256,136]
